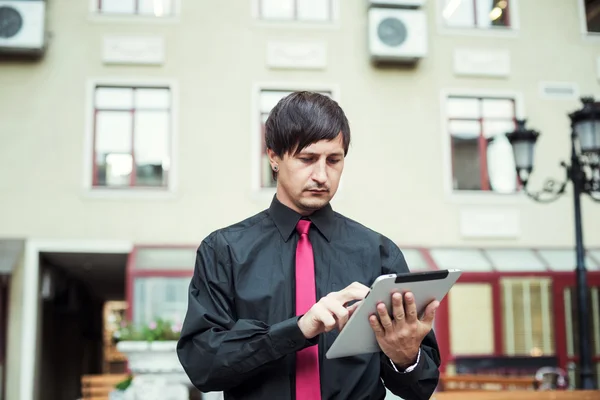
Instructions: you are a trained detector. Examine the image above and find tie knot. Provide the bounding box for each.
[296,219,311,236]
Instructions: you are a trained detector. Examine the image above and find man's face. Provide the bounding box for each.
[269,134,345,215]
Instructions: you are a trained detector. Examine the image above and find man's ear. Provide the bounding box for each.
[267,148,281,170]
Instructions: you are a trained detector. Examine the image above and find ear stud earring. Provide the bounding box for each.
[273,165,279,172]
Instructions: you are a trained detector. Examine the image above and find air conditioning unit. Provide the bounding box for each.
[368,0,426,8]
[0,0,46,55]
[368,7,427,64]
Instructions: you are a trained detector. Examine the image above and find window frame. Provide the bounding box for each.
[436,0,520,38]
[251,82,341,196]
[440,88,526,203]
[88,0,181,22]
[83,78,179,199]
[578,0,600,41]
[251,0,341,29]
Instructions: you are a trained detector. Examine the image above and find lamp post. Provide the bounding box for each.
[505,97,600,390]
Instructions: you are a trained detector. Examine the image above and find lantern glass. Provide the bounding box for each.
[511,140,536,171]
[574,119,600,154]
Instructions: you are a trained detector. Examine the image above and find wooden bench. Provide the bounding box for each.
[81,374,130,400]
[439,374,536,391]
[432,390,600,400]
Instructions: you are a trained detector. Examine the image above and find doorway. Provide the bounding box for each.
[0,276,9,400]
[37,252,127,400]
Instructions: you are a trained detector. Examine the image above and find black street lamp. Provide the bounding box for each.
[505,97,600,390]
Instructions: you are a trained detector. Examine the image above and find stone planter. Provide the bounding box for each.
[115,340,191,399]
[116,340,185,376]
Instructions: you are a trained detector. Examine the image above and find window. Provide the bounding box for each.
[258,0,334,22]
[449,283,495,354]
[402,249,432,271]
[133,277,190,326]
[538,249,600,272]
[429,248,493,272]
[484,249,546,272]
[127,246,195,326]
[93,86,171,189]
[440,0,511,29]
[583,0,600,33]
[502,278,555,356]
[446,95,518,193]
[95,0,175,16]
[258,89,332,189]
[564,286,600,358]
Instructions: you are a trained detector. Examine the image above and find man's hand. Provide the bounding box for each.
[298,282,369,339]
[369,291,439,369]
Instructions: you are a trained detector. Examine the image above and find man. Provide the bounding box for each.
[177,92,441,400]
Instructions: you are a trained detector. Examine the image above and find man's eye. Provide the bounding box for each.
[300,158,312,162]
[329,159,340,164]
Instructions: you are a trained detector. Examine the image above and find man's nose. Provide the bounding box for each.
[312,161,327,184]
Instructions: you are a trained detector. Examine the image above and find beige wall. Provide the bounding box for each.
[6,253,23,400]
[0,0,599,249]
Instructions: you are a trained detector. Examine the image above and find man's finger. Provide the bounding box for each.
[404,292,418,323]
[369,314,385,338]
[346,300,361,317]
[392,292,404,323]
[322,297,350,331]
[335,284,369,304]
[420,300,439,326]
[376,302,393,332]
[314,304,337,332]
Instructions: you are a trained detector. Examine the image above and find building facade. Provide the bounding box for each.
[1,0,600,399]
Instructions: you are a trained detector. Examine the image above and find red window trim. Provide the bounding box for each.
[92,85,171,190]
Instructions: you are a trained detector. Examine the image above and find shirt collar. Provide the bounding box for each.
[268,195,335,242]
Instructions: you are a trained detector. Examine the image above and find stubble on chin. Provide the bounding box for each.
[297,197,330,212]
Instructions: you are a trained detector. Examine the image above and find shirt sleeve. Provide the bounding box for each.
[176,234,316,393]
[378,243,442,400]
[389,348,421,373]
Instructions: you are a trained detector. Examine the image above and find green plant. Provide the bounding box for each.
[115,375,133,391]
[113,317,182,343]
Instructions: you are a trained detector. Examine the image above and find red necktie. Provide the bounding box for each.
[295,219,321,400]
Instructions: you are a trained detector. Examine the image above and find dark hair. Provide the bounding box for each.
[264,91,351,179]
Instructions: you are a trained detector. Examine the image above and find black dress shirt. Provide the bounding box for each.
[177,196,441,400]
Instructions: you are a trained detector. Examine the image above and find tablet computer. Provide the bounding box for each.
[325,269,462,359]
